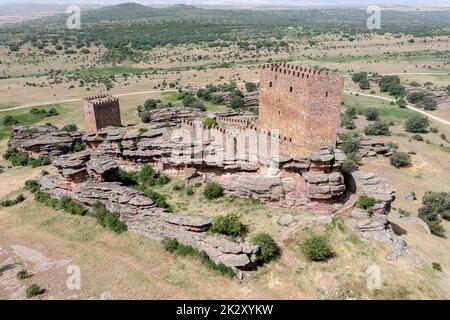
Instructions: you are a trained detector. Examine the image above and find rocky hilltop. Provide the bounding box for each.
[7,117,408,270]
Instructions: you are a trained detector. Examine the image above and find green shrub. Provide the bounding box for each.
[118,169,139,186]
[0,194,25,207]
[364,108,379,121]
[186,187,194,196]
[203,182,224,200]
[3,115,19,126]
[173,183,184,191]
[342,158,359,172]
[356,194,377,211]
[345,106,357,119]
[210,213,245,237]
[300,235,334,262]
[58,196,88,216]
[144,189,172,211]
[418,191,450,237]
[26,284,44,298]
[251,233,280,264]
[428,221,446,237]
[422,96,437,110]
[340,113,355,130]
[162,238,179,253]
[432,262,442,272]
[229,95,245,109]
[144,98,159,110]
[364,120,390,136]
[412,134,423,141]
[338,132,362,155]
[396,97,407,108]
[25,180,40,193]
[73,141,86,152]
[202,117,218,128]
[245,82,258,92]
[92,201,128,234]
[162,238,236,278]
[405,115,429,133]
[390,152,412,168]
[17,269,31,280]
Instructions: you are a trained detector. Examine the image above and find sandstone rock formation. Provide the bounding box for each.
[38,175,260,274]
[346,171,407,260]
[85,124,347,212]
[9,125,83,159]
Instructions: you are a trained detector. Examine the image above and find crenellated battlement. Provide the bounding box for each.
[260,63,341,82]
[216,115,258,127]
[180,118,293,143]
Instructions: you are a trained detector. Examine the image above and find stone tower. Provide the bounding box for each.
[259,63,344,156]
[83,94,122,133]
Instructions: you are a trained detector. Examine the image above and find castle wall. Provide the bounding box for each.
[259,63,344,156]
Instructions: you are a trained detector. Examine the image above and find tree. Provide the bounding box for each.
[379,75,405,96]
[407,92,426,103]
[421,96,437,110]
[345,106,358,119]
[359,79,371,90]
[229,95,245,109]
[144,98,159,110]
[3,115,18,126]
[196,88,211,100]
[364,120,390,136]
[340,113,355,130]
[364,107,379,121]
[390,151,412,168]
[245,82,258,92]
[405,115,429,133]
[396,97,407,108]
[61,124,78,132]
[418,191,450,237]
[352,72,368,83]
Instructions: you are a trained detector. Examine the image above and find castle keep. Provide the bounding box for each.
[83,95,122,133]
[259,63,344,156]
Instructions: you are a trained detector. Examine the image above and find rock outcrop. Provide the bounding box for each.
[37,175,260,273]
[86,125,347,212]
[346,171,407,260]
[9,125,83,159]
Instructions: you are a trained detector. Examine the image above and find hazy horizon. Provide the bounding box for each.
[1,0,450,8]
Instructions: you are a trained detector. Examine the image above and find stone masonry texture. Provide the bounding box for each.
[259,63,344,156]
[83,94,122,133]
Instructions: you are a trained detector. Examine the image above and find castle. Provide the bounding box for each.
[83,94,122,133]
[259,63,344,156]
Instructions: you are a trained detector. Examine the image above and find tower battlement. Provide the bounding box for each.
[83,94,122,133]
[259,63,344,156]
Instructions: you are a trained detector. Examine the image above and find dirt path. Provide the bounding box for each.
[344,90,450,126]
[0,89,179,113]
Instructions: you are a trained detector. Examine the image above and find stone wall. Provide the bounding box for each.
[259,63,344,156]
